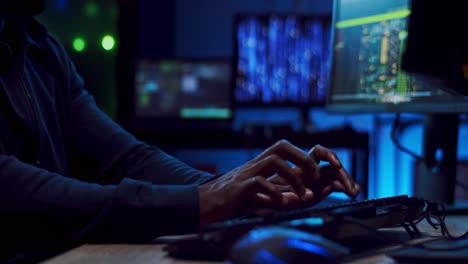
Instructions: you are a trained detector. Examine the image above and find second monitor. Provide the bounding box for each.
[134,59,232,121]
[233,14,332,107]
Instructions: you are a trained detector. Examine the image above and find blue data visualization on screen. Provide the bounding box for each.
[234,14,331,106]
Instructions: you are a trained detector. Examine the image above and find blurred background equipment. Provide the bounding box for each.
[38,0,119,118]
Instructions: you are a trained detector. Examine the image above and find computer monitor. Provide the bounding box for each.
[233,14,332,108]
[326,0,468,113]
[327,0,468,205]
[402,0,468,96]
[134,59,232,121]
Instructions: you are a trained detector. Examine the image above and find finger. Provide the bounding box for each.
[311,145,355,193]
[292,166,319,188]
[298,188,314,203]
[254,208,275,217]
[314,165,337,186]
[300,164,334,198]
[279,192,302,210]
[302,181,346,206]
[317,180,347,201]
[334,169,360,197]
[277,185,294,193]
[267,174,290,186]
[242,176,283,204]
[310,145,342,168]
[255,191,305,211]
[353,182,361,195]
[312,188,333,204]
[256,139,315,178]
[327,180,347,193]
[253,154,305,196]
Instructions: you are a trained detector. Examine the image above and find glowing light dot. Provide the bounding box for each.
[72,37,86,52]
[85,2,98,17]
[101,35,116,51]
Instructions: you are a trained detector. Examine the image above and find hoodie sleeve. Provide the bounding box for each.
[0,154,200,250]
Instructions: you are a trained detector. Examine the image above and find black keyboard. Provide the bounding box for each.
[164,195,425,261]
[204,194,416,231]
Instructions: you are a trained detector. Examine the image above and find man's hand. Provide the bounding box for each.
[197,140,360,226]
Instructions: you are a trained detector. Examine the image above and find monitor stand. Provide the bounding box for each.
[301,107,319,133]
[415,113,464,212]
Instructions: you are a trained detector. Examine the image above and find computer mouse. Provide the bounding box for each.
[226,226,350,264]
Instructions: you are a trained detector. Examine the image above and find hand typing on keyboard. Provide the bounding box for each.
[197,140,360,226]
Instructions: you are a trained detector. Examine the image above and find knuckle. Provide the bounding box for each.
[267,153,281,163]
[250,176,262,185]
[275,139,290,149]
[310,145,319,153]
[303,153,313,164]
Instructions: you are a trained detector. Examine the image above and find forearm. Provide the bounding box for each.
[80,178,200,242]
[66,91,214,185]
[0,155,200,252]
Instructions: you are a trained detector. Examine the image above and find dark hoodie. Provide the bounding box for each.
[0,13,215,263]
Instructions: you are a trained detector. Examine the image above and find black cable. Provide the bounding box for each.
[342,216,468,254]
[390,113,424,162]
[422,200,468,240]
[340,199,468,257]
[391,114,468,195]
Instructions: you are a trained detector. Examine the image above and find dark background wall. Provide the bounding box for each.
[174,0,333,58]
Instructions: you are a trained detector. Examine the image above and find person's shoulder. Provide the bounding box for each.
[19,17,70,60]
[17,17,75,80]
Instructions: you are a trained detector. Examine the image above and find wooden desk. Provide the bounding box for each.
[42,215,468,264]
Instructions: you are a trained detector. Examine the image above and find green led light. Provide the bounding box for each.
[101,35,116,51]
[85,2,98,17]
[72,37,86,52]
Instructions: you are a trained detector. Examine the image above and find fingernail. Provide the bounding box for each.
[336,160,343,168]
[301,189,312,202]
[282,196,289,206]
